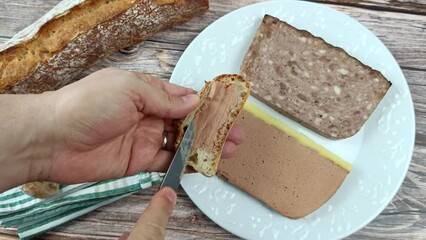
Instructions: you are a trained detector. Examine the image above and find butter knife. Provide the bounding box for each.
[159,120,196,191]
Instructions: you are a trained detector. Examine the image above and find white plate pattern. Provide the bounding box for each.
[170,1,416,239]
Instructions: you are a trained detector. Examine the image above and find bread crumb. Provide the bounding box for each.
[190,215,197,224]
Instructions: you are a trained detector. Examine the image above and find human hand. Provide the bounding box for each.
[37,68,243,184]
[119,187,177,240]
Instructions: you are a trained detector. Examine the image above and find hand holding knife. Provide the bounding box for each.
[159,121,196,191]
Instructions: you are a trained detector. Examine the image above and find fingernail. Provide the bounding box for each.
[162,187,177,206]
[181,94,199,105]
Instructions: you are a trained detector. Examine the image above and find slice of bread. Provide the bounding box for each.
[218,102,351,219]
[21,181,60,198]
[241,15,391,139]
[175,74,250,176]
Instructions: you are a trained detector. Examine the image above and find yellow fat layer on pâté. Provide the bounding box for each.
[244,101,352,172]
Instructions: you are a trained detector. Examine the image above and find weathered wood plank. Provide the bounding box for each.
[310,0,426,15]
[0,0,60,37]
[319,4,426,70]
[0,228,18,238]
[403,68,426,86]
[348,212,426,240]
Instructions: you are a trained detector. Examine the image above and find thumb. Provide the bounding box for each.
[127,187,177,240]
[136,81,199,119]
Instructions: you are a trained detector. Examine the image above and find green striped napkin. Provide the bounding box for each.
[0,172,164,240]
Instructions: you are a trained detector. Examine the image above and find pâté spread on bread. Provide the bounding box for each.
[175,74,250,176]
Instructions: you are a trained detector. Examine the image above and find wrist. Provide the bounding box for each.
[0,93,57,191]
[30,92,58,182]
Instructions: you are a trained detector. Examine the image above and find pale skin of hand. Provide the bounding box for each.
[0,68,244,239]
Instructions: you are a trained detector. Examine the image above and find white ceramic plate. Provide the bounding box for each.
[169,1,416,239]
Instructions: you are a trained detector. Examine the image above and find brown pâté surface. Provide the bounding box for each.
[241,15,391,139]
[217,110,348,219]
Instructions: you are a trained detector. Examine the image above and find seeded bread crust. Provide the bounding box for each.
[175,74,250,176]
[241,15,391,139]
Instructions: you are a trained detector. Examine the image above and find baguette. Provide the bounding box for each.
[0,0,209,93]
[175,74,250,176]
[241,15,391,139]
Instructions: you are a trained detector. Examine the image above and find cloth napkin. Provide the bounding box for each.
[0,172,163,240]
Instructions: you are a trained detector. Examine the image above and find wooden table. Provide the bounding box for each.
[0,0,425,239]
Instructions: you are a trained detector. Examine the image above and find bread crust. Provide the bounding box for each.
[0,0,209,93]
[21,182,60,198]
[175,74,250,176]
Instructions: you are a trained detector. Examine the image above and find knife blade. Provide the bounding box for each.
[159,120,196,191]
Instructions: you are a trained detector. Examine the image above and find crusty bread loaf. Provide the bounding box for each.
[218,105,350,219]
[21,182,60,198]
[175,74,250,176]
[241,15,391,139]
[0,0,209,93]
